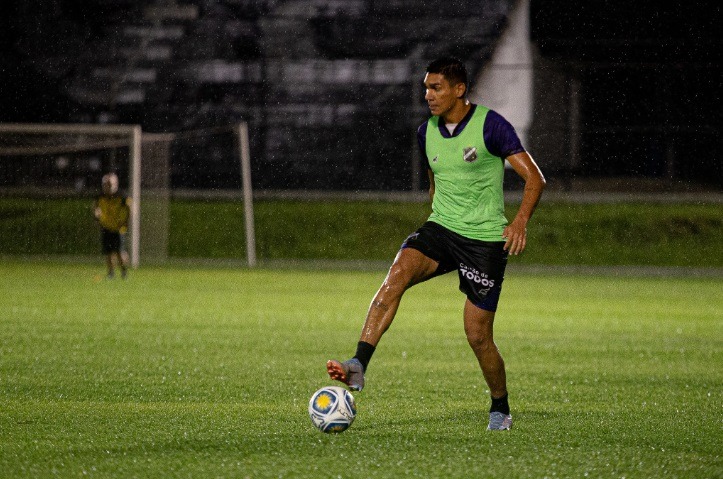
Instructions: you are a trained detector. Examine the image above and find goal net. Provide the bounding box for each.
[0,122,255,267]
[0,123,159,267]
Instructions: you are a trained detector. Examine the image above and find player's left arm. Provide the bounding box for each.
[503,152,546,255]
[119,197,132,233]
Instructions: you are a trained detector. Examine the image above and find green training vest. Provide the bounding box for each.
[425,105,507,241]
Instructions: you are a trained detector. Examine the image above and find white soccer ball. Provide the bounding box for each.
[308,386,357,433]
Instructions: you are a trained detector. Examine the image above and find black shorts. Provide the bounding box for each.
[401,221,508,312]
[101,228,123,254]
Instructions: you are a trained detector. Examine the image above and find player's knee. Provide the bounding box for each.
[376,278,406,304]
[466,331,495,351]
[385,263,416,292]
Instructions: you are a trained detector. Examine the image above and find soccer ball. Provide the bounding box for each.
[308,386,357,433]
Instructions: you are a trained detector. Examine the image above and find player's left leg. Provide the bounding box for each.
[463,300,512,430]
[117,234,129,279]
[119,251,129,279]
[464,300,506,397]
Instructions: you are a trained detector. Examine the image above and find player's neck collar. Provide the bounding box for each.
[439,103,477,138]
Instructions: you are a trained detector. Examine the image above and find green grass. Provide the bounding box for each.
[527,202,723,266]
[1,263,720,478]
[1,197,721,266]
[170,199,723,267]
[0,197,98,255]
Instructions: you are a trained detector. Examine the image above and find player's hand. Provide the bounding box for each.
[502,219,527,255]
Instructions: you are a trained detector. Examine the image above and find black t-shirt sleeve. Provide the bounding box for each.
[417,122,429,167]
[483,110,526,159]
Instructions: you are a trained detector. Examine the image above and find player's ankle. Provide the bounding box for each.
[490,393,510,415]
[353,341,375,372]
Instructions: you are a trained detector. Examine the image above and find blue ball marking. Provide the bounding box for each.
[311,390,337,414]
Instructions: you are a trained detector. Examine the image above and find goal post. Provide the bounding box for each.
[129,125,142,268]
[237,121,257,268]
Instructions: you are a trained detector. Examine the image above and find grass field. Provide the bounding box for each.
[1,197,722,267]
[1,262,720,478]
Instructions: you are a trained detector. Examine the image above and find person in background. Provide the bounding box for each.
[93,172,130,279]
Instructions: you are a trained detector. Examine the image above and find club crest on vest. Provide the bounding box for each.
[463,146,478,162]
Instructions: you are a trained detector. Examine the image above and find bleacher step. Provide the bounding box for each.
[119,45,173,61]
[66,84,146,105]
[143,5,199,21]
[123,25,185,40]
[92,68,157,83]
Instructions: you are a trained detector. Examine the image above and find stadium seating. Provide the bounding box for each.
[9,0,516,190]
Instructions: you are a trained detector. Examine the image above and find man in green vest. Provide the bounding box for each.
[327,57,546,430]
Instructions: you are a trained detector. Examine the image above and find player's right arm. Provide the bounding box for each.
[418,122,435,204]
[92,198,101,220]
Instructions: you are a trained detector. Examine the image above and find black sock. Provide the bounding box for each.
[353,341,375,372]
[490,393,510,415]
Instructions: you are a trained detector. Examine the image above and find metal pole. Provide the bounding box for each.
[237,122,257,268]
[130,125,142,268]
[568,72,581,171]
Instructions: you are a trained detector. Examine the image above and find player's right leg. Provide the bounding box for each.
[327,247,440,391]
[105,254,115,279]
[101,229,115,278]
[360,247,439,345]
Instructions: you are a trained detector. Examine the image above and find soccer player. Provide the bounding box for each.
[93,172,130,279]
[327,57,546,431]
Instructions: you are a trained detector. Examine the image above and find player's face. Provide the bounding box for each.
[102,176,118,195]
[423,73,464,118]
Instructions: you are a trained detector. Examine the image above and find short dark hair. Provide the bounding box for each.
[426,57,468,91]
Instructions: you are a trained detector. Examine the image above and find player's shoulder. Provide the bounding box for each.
[118,192,131,205]
[417,118,431,132]
[483,108,519,138]
[483,108,512,128]
[480,107,525,158]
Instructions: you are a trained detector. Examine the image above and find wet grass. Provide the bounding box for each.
[170,199,723,266]
[0,263,720,478]
[0,197,721,267]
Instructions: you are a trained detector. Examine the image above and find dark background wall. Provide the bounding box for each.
[1,0,720,190]
[528,0,721,189]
